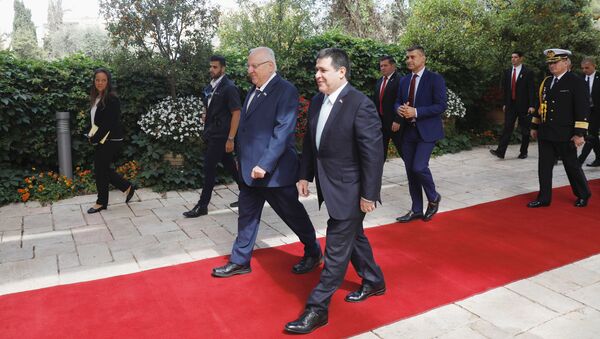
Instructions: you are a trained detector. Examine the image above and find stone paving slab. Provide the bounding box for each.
[0,144,599,337]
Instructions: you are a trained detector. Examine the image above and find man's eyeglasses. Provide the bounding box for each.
[247,60,271,69]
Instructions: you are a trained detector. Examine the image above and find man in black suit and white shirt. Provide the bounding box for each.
[373,55,402,159]
[578,57,600,167]
[491,51,536,159]
[284,48,385,334]
[184,55,241,217]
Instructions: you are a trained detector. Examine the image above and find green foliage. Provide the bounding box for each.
[218,0,317,67]
[328,0,383,39]
[11,0,43,59]
[0,167,27,205]
[0,51,105,170]
[285,31,403,99]
[100,0,218,96]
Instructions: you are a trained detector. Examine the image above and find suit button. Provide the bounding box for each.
[552,100,555,103]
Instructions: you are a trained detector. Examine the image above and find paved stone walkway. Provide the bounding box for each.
[1,144,599,338]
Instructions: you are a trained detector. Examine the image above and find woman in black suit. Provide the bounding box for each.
[87,68,135,214]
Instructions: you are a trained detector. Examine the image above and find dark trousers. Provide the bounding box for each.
[94,141,131,206]
[579,109,600,163]
[497,107,530,156]
[382,127,403,161]
[230,183,320,265]
[198,137,240,206]
[537,139,591,203]
[402,125,438,213]
[306,215,384,312]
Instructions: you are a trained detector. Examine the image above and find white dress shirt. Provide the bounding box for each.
[316,82,348,149]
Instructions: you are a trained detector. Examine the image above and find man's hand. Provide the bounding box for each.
[225,140,234,153]
[527,107,535,114]
[530,130,538,140]
[572,135,585,148]
[251,166,266,179]
[391,122,401,132]
[360,198,376,213]
[398,103,416,119]
[201,113,206,124]
[297,180,310,197]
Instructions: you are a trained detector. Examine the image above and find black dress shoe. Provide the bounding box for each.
[527,200,550,208]
[183,204,208,218]
[292,252,323,274]
[125,185,136,203]
[87,205,107,214]
[345,283,386,303]
[396,211,423,223]
[574,198,588,207]
[284,309,328,334]
[587,160,600,167]
[423,194,441,221]
[229,200,239,208]
[490,149,505,159]
[211,262,251,277]
[518,153,528,159]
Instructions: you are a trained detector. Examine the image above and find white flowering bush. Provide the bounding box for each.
[445,88,467,119]
[138,96,204,142]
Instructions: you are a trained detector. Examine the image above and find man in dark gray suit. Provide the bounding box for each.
[285,48,385,334]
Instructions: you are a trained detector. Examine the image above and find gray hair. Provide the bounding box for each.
[249,46,278,71]
[582,56,596,66]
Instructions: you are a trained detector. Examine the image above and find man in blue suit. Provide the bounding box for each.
[212,47,322,278]
[394,45,447,223]
[285,48,385,334]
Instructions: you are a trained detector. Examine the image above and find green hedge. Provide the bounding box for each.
[1,32,481,205]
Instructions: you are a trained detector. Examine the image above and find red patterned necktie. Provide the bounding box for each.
[408,74,417,107]
[379,76,388,115]
[511,68,516,100]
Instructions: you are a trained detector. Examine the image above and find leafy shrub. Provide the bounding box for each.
[138,96,205,142]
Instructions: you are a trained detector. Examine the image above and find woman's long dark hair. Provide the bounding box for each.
[89,68,117,109]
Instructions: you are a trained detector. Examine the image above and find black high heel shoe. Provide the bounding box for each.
[125,185,136,203]
[87,205,107,214]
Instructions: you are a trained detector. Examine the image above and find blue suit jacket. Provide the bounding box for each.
[237,74,300,187]
[393,69,447,142]
[300,84,384,220]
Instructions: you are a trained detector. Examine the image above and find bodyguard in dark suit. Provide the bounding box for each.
[490,52,536,159]
[212,47,321,278]
[373,55,402,160]
[285,48,385,334]
[394,45,446,223]
[578,57,600,167]
[528,49,591,208]
[184,55,241,218]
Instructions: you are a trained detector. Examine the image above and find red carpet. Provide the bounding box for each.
[1,180,600,338]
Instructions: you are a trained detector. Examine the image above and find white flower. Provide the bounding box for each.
[138,96,205,142]
[445,89,466,119]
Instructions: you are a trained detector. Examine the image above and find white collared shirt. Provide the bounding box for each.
[512,64,522,81]
[246,72,277,109]
[316,82,348,149]
[586,71,595,94]
[207,75,225,108]
[551,71,567,89]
